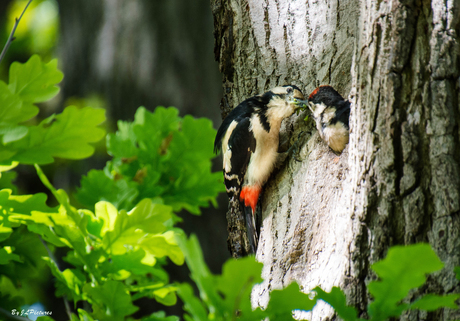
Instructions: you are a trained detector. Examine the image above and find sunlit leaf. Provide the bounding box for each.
[141,231,184,265]
[5,106,105,164]
[368,243,444,321]
[8,55,63,103]
[263,282,316,320]
[103,199,172,254]
[313,286,357,321]
[215,256,263,318]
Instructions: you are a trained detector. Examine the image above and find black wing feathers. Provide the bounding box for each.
[214,103,255,154]
[224,118,256,197]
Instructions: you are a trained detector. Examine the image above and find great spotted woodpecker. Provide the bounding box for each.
[296,85,350,153]
[214,85,305,253]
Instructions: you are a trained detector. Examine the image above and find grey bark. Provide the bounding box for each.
[210,0,460,320]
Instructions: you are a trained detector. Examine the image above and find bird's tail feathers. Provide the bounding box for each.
[244,205,258,254]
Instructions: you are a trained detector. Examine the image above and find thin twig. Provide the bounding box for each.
[40,237,73,320]
[0,0,33,65]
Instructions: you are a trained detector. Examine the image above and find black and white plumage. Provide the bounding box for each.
[306,85,350,153]
[214,85,305,253]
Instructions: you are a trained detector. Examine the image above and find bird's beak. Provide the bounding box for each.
[287,89,305,106]
[293,98,309,113]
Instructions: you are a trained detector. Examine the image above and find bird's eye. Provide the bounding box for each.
[286,87,293,94]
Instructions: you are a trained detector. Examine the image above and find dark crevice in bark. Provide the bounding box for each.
[371,89,380,132]
[354,224,372,319]
[392,86,403,198]
[263,8,270,49]
[449,79,460,165]
[414,0,433,244]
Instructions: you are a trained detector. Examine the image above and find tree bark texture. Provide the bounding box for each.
[211,0,460,320]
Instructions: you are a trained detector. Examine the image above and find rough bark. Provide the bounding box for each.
[211,0,460,320]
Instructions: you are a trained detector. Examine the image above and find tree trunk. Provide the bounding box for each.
[211,0,460,319]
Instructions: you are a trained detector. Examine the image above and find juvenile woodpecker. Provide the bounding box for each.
[214,85,305,253]
[297,85,350,153]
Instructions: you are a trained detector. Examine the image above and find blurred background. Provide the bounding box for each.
[0,0,229,318]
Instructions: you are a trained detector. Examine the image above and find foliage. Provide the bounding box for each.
[312,244,460,321]
[0,54,105,165]
[75,106,224,214]
[178,239,459,321]
[0,54,458,321]
[177,234,317,321]
[0,54,219,321]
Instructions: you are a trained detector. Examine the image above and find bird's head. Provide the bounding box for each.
[293,85,346,118]
[263,85,305,120]
[270,85,305,104]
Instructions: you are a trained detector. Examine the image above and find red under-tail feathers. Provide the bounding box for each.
[239,185,261,213]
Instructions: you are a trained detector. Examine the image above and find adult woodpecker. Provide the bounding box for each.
[214,85,305,253]
[296,85,350,153]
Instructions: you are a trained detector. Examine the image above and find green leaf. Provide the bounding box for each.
[0,170,17,194]
[132,107,180,156]
[0,79,37,126]
[0,189,57,215]
[0,125,28,144]
[100,249,167,280]
[177,283,209,321]
[177,233,224,313]
[0,246,22,264]
[78,309,96,321]
[0,80,34,144]
[368,243,444,321]
[84,280,138,321]
[313,286,357,321]
[44,257,85,302]
[455,266,460,281]
[77,106,224,214]
[152,285,178,306]
[0,226,48,285]
[94,201,118,237]
[0,187,78,247]
[0,162,18,175]
[75,170,138,210]
[141,311,180,321]
[102,199,174,267]
[8,55,63,103]
[4,106,105,164]
[264,282,317,320]
[411,293,460,311]
[0,224,13,242]
[141,231,184,265]
[161,115,224,214]
[106,120,138,158]
[215,256,263,318]
[0,188,63,245]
